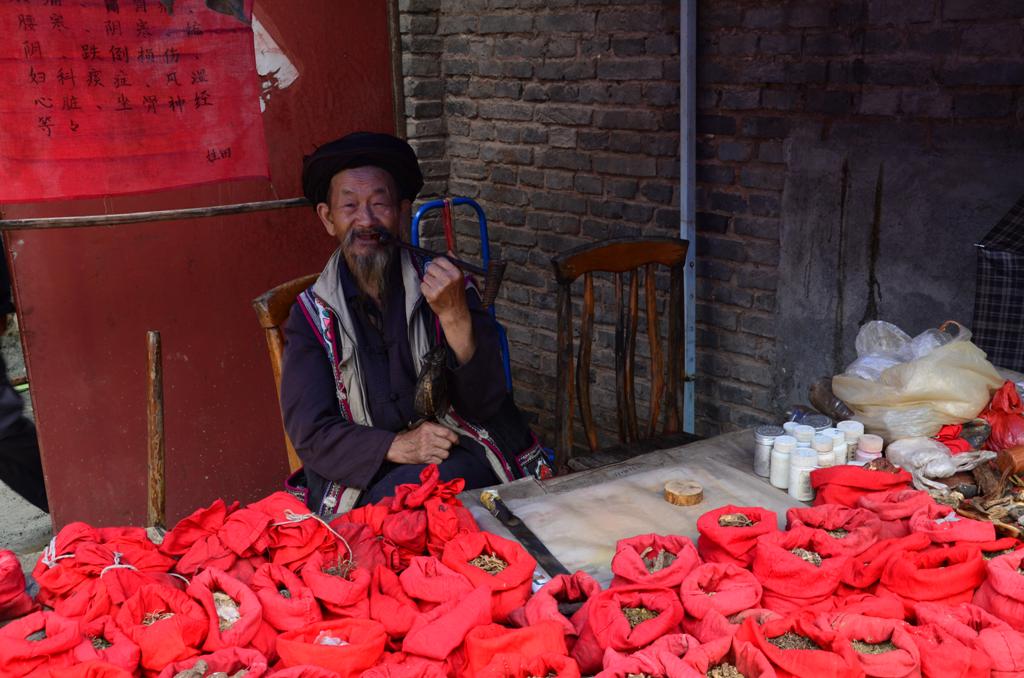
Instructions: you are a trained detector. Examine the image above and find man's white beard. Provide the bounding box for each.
[343,230,394,302]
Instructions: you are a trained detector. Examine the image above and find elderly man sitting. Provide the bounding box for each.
[280,131,550,516]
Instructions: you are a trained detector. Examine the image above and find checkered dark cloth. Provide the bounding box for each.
[973,196,1024,371]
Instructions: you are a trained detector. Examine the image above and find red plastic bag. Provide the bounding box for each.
[914,602,1024,677]
[399,556,474,612]
[908,503,996,544]
[811,466,912,508]
[679,562,762,621]
[734,613,864,678]
[609,534,701,589]
[786,504,881,556]
[0,611,82,677]
[696,505,778,567]
[879,544,985,614]
[156,647,269,678]
[114,583,209,673]
[276,618,387,678]
[979,381,1024,452]
[827,614,920,678]
[974,548,1024,631]
[72,616,140,673]
[1,549,36,620]
[683,636,777,678]
[299,550,371,619]
[187,567,265,652]
[477,653,581,678]
[571,586,684,675]
[252,562,322,632]
[751,526,850,615]
[368,565,420,642]
[510,571,601,649]
[905,623,993,678]
[441,532,536,623]
[856,490,934,540]
[401,586,492,661]
[462,621,569,678]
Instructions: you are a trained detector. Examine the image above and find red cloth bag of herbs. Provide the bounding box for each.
[460,620,570,677]
[33,522,107,608]
[300,550,371,619]
[276,618,388,678]
[508,570,601,650]
[114,583,209,673]
[398,556,474,612]
[389,465,480,557]
[856,490,935,540]
[155,647,269,678]
[476,652,581,678]
[39,661,135,678]
[368,565,420,643]
[877,544,986,615]
[905,623,994,678]
[264,665,342,678]
[825,614,921,678]
[363,652,449,678]
[160,498,242,577]
[597,635,705,678]
[839,533,931,595]
[401,585,492,661]
[734,613,864,678]
[908,503,996,545]
[972,538,1024,561]
[0,548,36,620]
[186,567,271,653]
[570,585,685,675]
[827,593,906,622]
[688,607,780,644]
[71,616,140,673]
[251,562,322,632]
[786,504,882,556]
[751,526,851,615]
[441,532,536,623]
[609,534,701,589]
[914,601,1024,678]
[679,562,763,624]
[973,548,1024,631]
[811,466,912,508]
[248,492,339,572]
[696,505,779,567]
[683,636,778,678]
[0,610,83,676]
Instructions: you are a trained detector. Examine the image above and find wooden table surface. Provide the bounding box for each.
[459,430,804,585]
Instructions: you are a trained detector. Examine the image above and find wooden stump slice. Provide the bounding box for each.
[664,479,704,506]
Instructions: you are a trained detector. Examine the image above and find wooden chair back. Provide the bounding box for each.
[252,273,318,473]
[551,237,691,471]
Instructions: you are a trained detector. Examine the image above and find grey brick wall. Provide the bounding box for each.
[399,0,1024,443]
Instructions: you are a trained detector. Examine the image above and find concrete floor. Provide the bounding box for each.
[1,478,51,573]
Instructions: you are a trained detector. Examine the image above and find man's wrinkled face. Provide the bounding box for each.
[317,165,411,292]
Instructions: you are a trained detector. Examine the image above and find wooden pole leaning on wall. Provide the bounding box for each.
[146,330,166,530]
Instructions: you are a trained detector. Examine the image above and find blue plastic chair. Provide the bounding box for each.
[411,197,513,393]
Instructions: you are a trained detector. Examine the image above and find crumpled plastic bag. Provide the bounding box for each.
[833,321,1003,439]
[886,437,996,491]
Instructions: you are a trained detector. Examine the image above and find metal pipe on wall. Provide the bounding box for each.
[680,0,697,433]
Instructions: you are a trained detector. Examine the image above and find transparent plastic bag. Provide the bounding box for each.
[833,321,1003,440]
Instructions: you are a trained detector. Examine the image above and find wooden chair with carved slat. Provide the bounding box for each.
[252,272,318,473]
[551,237,699,473]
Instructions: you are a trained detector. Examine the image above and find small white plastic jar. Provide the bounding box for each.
[855,433,885,462]
[837,420,865,462]
[813,434,837,467]
[824,428,848,463]
[794,425,815,448]
[788,448,818,501]
[770,435,796,489]
[782,421,800,437]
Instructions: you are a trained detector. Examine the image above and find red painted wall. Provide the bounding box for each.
[2,1,398,528]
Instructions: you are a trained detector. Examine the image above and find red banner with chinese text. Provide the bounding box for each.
[0,0,268,203]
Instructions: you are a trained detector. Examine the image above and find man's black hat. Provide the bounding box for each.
[302,131,424,205]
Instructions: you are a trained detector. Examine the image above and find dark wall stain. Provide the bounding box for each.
[833,157,850,373]
[860,163,884,325]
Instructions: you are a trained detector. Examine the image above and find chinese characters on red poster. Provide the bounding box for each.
[0,0,269,203]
